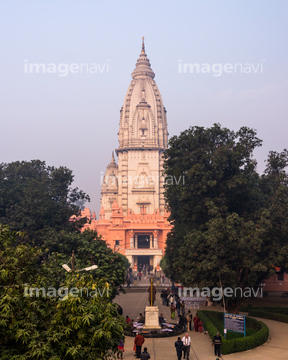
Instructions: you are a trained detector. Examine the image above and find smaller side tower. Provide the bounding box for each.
[100,152,119,219]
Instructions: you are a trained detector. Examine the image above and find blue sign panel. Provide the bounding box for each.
[224,313,246,337]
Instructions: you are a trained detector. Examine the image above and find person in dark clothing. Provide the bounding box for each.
[117,305,123,316]
[140,347,150,360]
[171,282,176,294]
[134,333,145,358]
[159,313,165,324]
[175,336,183,360]
[165,290,169,306]
[176,299,181,317]
[160,290,166,305]
[212,332,222,357]
[178,315,187,332]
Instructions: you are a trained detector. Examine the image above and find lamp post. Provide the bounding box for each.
[62,250,98,272]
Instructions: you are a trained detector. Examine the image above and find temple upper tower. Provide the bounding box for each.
[102,38,168,217]
[117,37,168,150]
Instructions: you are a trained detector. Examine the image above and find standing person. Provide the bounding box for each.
[138,271,142,281]
[165,288,170,306]
[134,332,145,358]
[212,332,222,357]
[140,347,150,360]
[171,282,176,294]
[176,299,181,317]
[186,310,192,331]
[139,313,144,323]
[127,318,134,329]
[178,315,187,332]
[182,333,191,360]
[174,336,183,360]
[117,305,123,316]
[170,303,176,319]
[181,301,185,316]
[193,314,200,332]
[198,319,203,333]
[174,285,179,301]
[126,274,130,288]
[117,339,124,359]
[161,290,166,305]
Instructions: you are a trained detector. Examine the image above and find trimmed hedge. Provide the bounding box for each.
[241,306,288,314]
[240,306,288,323]
[247,309,288,324]
[197,310,269,355]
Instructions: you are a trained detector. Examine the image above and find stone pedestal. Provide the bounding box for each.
[143,306,161,330]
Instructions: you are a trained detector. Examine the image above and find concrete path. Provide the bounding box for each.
[113,290,288,360]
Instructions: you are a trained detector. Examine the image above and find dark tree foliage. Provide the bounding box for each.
[260,149,288,270]
[163,124,288,313]
[0,160,90,245]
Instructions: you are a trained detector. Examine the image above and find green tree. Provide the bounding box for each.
[163,124,273,313]
[260,149,288,271]
[0,225,125,359]
[0,160,89,245]
[42,229,129,299]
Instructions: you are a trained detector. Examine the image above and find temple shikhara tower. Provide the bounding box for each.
[81,38,172,269]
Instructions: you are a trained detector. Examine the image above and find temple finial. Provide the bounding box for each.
[111,151,115,163]
[141,36,145,54]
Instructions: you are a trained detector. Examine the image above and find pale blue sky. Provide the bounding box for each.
[1,0,287,214]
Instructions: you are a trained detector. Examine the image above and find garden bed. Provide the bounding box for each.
[197,310,269,354]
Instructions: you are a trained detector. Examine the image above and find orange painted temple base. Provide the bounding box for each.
[80,202,172,269]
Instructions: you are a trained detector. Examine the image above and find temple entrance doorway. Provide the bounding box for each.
[137,235,151,248]
[137,255,151,271]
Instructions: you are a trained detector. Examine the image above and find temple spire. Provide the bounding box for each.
[141,36,145,54]
[111,151,115,163]
[131,37,155,79]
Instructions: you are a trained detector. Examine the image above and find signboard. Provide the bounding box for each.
[224,313,246,338]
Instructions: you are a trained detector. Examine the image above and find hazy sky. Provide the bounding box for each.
[1,0,287,215]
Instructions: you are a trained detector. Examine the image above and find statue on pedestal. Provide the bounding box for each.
[148,278,156,305]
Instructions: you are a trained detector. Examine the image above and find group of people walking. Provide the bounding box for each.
[175,333,191,360]
[117,332,151,359]
[171,299,203,333]
[175,332,222,359]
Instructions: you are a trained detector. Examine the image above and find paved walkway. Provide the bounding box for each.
[114,290,288,360]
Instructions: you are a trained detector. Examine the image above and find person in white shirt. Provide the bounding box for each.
[181,333,191,360]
